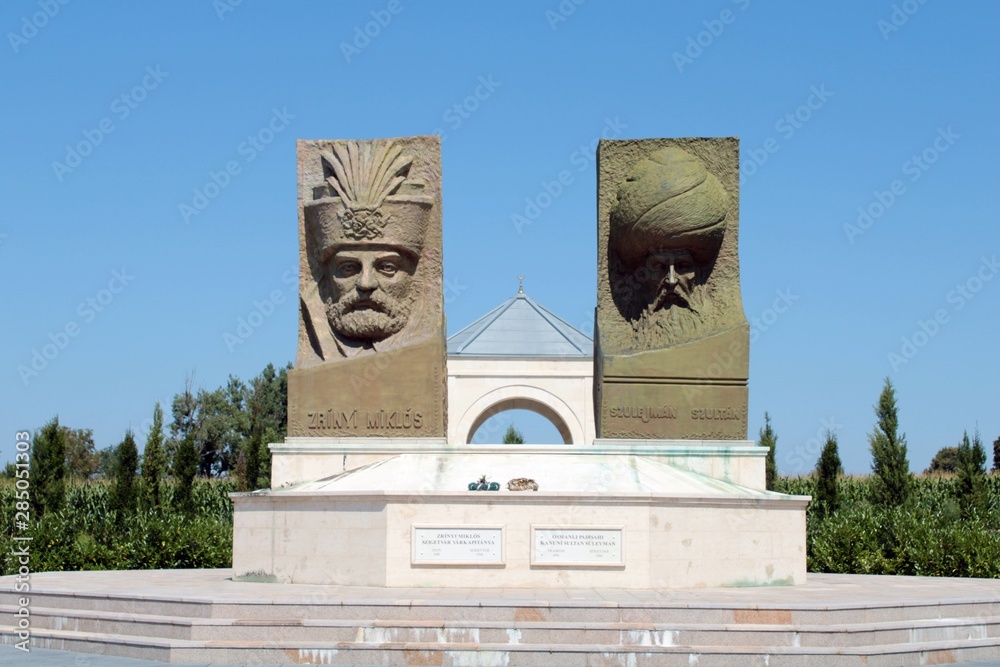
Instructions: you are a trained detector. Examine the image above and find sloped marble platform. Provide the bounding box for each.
[232,452,808,588]
[3,569,1000,665]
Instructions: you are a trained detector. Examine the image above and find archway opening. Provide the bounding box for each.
[466,400,573,444]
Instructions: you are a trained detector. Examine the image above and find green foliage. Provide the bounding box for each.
[111,430,139,521]
[173,435,198,515]
[814,432,841,518]
[956,430,987,518]
[994,435,1000,473]
[759,412,777,491]
[142,403,166,511]
[777,474,1000,578]
[0,478,234,574]
[62,426,98,480]
[926,446,959,474]
[167,363,289,480]
[502,424,525,444]
[95,445,118,479]
[868,377,913,507]
[30,417,67,517]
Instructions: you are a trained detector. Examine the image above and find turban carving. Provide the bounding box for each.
[611,147,729,267]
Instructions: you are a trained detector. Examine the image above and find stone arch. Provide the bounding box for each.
[457,385,584,445]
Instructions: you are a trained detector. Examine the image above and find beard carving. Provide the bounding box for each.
[325,289,411,342]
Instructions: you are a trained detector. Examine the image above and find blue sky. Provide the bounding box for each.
[2,1,998,475]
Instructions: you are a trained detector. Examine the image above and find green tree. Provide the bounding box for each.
[95,446,119,479]
[62,426,98,480]
[111,430,139,520]
[142,403,166,510]
[759,412,778,491]
[502,424,525,444]
[30,417,67,517]
[173,434,198,515]
[813,431,842,518]
[926,446,960,474]
[956,430,987,518]
[993,435,1000,473]
[868,377,912,507]
[167,374,199,471]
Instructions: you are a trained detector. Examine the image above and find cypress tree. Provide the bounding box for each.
[173,434,198,514]
[30,416,66,517]
[993,435,1000,473]
[814,431,842,518]
[759,412,778,491]
[142,403,165,510]
[956,429,987,518]
[111,430,139,520]
[502,425,525,444]
[868,377,913,507]
[245,430,261,491]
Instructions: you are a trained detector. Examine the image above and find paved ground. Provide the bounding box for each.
[5,567,1000,608]
[4,569,1000,665]
[4,647,1000,667]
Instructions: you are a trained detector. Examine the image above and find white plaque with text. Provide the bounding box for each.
[411,525,505,565]
[531,526,624,567]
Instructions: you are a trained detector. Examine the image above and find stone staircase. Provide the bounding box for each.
[3,571,1000,665]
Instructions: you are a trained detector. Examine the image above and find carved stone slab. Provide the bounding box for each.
[595,138,748,440]
[288,136,446,438]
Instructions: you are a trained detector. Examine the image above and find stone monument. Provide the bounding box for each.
[287,136,447,438]
[595,138,749,440]
[231,134,807,590]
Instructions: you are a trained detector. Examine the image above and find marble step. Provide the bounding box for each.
[4,625,1000,666]
[5,589,1000,626]
[7,604,1000,648]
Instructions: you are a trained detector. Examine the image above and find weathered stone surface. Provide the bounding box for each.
[289,136,446,437]
[595,138,748,439]
[287,337,445,437]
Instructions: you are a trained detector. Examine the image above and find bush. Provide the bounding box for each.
[0,477,235,575]
[782,474,1000,578]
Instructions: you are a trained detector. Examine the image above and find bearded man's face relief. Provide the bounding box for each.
[642,249,699,312]
[325,248,415,342]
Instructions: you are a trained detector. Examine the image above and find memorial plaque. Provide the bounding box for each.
[411,526,504,565]
[531,527,624,566]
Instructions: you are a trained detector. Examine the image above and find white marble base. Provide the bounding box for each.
[269,437,767,489]
[233,452,807,589]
